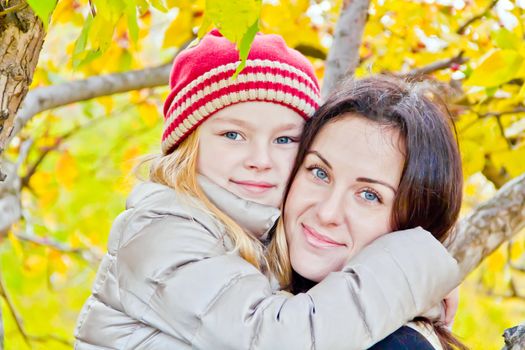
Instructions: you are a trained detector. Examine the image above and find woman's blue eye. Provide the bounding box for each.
[360,190,379,202]
[275,136,293,144]
[224,132,241,140]
[312,167,328,181]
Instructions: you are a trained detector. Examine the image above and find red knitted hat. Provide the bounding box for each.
[161,29,321,154]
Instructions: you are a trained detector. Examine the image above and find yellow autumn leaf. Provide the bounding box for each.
[138,102,161,127]
[465,49,524,87]
[163,9,193,48]
[49,250,69,274]
[8,231,24,260]
[55,151,79,190]
[120,146,141,174]
[98,96,115,114]
[30,171,59,208]
[510,236,524,261]
[51,0,84,25]
[459,139,485,178]
[24,254,47,275]
[491,146,525,178]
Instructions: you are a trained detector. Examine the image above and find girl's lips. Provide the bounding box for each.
[230,180,276,194]
[302,224,345,249]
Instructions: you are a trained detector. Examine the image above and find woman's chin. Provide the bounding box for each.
[292,262,328,283]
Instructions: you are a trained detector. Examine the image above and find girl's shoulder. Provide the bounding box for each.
[120,181,226,241]
[127,181,216,224]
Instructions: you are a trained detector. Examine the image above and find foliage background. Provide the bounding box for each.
[1,0,525,349]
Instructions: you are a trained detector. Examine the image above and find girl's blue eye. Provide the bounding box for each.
[224,132,241,140]
[360,190,379,202]
[312,167,328,181]
[275,136,293,144]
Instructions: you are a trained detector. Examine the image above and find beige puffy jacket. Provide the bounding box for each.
[74,176,460,349]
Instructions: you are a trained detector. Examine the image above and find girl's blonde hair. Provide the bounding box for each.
[138,129,267,270]
[267,218,293,288]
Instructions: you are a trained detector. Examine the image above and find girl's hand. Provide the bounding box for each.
[442,286,459,329]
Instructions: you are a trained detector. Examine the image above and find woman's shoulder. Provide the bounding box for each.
[368,323,442,350]
[405,321,443,350]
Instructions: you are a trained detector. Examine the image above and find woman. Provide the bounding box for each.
[269,75,467,349]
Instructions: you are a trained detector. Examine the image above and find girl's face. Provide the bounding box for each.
[284,115,405,282]
[197,101,304,208]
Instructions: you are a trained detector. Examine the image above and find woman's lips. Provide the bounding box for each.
[302,224,346,249]
[230,180,276,194]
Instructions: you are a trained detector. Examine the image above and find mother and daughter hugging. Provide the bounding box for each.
[75,29,467,350]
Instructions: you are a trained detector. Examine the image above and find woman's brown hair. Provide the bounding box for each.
[268,74,466,349]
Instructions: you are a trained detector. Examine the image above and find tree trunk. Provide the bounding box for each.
[0,0,45,180]
[321,0,370,99]
[0,1,46,345]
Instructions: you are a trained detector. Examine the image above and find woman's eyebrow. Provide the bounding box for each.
[356,177,397,193]
[276,123,304,131]
[306,150,332,170]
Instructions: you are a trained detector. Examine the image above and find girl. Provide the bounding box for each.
[273,75,466,349]
[75,30,460,349]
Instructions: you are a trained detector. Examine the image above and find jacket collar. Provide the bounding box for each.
[197,175,280,240]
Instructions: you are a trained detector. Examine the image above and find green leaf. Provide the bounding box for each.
[125,3,140,43]
[72,16,94,68]
[465,49,524,87]
[26,0,58,29]
[205,0,261,43]
[203,0,261,76]
[148,0,168,12]
[197,14,213,38]
[492,29,522,50]
[233,19,259,78]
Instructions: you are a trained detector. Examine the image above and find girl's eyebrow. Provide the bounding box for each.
[211,117,251,128]
[356,177,397,194]
[306,150,332,170]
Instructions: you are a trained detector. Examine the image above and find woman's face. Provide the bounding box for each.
[284,114,405,282]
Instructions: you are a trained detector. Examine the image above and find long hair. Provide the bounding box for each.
[268,75,466,349]
[138,130,267,270]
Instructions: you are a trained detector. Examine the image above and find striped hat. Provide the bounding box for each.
[162,29,321,154]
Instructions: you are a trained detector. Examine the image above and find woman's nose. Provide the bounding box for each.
[316,191,345,227]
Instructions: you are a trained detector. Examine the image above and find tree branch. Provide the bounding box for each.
[0,272,73,347]
[14,232,103,266]
[405,51,468,77]
[8,63,171,149]
[0,271,30,347]
[456,0,498,34]
[479,107,525,118]
[5,37,194,153]
[503,323,525,350]
[448,172,525,280]
[321,0,371,99]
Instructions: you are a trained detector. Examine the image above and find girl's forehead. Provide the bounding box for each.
[208,102,305,129]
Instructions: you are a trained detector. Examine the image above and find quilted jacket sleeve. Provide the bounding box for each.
[116,216,460,350]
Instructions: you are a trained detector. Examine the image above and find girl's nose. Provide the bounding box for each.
[244,143,273,171]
